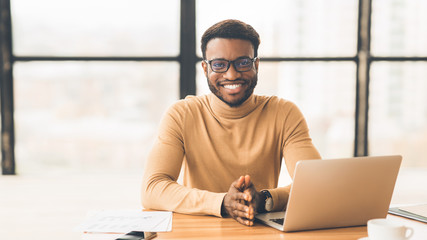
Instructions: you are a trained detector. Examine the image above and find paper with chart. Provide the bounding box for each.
[75,210,172,233]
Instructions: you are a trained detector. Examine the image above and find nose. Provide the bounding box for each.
[222,63,241,80]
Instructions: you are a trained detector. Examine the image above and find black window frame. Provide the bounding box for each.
[2,0,427,175]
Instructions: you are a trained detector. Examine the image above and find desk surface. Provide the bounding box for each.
[158,213,366,240]
[84,213,427,240]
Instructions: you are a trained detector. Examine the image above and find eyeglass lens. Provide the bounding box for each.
[209,58,254,73]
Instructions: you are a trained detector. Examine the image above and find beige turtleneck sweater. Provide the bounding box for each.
[141,93,321,217]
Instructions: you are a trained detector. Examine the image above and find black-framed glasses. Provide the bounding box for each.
[204,57,258,73]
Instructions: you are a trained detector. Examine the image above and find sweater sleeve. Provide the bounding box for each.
[141,102,226,217]
[267,101,321,212]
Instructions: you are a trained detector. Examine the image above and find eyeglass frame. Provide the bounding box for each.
[203,57,258,73]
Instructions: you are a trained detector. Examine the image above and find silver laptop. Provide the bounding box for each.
[255,155,402,232]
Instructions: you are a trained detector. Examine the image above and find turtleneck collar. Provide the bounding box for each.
[208,93,258,119]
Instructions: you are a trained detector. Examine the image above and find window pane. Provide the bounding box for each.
[196,0,358,57]
[371,0,427,56]
[370,62,427,168]
[11,0,179,56]
[197,62,356,159]
[14,62,179,174]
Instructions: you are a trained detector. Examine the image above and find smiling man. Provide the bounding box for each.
[203,38,258,107]
[142,19,321,226]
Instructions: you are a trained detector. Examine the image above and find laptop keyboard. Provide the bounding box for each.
[270,218,284,225]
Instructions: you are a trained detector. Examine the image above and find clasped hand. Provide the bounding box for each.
[222,175,262,226]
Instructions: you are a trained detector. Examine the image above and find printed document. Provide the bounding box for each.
[75,210,172,233]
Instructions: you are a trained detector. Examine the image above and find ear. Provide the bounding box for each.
[254,57,260,73]
[202,60,208,77]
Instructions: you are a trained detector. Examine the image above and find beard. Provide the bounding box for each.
[207,74,258,108]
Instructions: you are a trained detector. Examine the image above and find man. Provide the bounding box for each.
[142,19,321,226]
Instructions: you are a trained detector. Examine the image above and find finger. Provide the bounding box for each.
[243,187,257,203]
[232,206,254,220]
[242,190,253,202]
[235,216,247,226]
[244,175,256,192]
[247,218,254,226]
[231,200,250,212]
[231,207,251,219]
[244,175,252,188]
[235,216,254,226]
[235,202,255,219]
[233,176,245,190]
[230,192,251,202]
[227,200,252,218]
[246,205,255,220]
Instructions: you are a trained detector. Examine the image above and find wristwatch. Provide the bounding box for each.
[261,190,273,212]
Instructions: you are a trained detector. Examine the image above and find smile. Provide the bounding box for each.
[223,84,242,90]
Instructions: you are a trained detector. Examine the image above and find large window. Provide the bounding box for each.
[7,0,180,174]
[14,62,178,173]
[196,0,358,58]
[370,62,427,168]
[11,0,180,56]
[2,0,427,175]
[369,0,427,168]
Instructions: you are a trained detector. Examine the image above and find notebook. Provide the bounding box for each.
[389,204,427,223]
[255,155,402,232]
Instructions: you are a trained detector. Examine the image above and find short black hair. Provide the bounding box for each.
[201,19,260,59]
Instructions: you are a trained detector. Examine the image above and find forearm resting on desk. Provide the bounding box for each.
[142,173,226,217]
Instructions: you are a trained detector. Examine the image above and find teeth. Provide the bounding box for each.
[223,84,241,89]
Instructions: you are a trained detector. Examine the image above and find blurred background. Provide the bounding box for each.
[1,0,427,239]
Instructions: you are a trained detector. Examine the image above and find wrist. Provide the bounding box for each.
[221,197,227,217]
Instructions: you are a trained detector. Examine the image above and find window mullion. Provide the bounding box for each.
[179,0,197,99]
[355,0,372,157]
[0,0,16,175]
